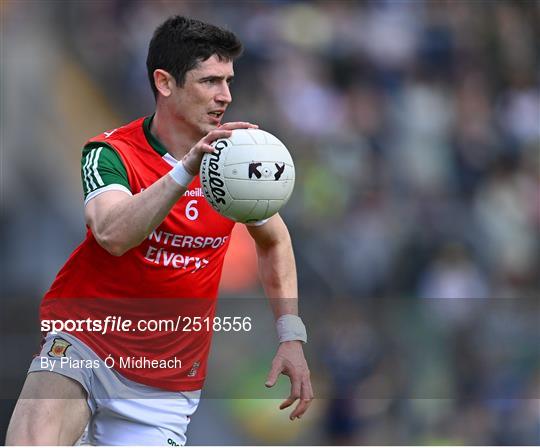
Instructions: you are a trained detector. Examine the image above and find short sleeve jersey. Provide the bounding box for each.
[81,143,131,204]
[40,115,237,391]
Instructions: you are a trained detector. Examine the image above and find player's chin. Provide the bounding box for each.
[202,122,220,134]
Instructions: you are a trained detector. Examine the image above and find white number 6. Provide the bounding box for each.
[185,199,199,221]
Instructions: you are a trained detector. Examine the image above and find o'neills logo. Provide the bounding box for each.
[205,140,228,206]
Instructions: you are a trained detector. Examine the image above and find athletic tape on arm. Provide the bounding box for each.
[276,314,307,343]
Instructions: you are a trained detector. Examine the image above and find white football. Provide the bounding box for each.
[200,129,295,223]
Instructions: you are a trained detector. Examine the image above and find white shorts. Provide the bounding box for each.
[28,332,200,446]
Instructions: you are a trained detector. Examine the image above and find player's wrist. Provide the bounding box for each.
[169,161,194,188]
[276,314,307,344]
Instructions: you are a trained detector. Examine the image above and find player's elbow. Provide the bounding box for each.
[258,225,291,252]
[104,243,129,257]
[94,232,130,257]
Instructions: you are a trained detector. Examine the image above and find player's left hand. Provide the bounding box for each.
[265,340,313,420]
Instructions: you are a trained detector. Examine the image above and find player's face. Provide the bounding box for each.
[171,55,234,138]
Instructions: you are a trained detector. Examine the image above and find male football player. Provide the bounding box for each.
[7,15,312,445]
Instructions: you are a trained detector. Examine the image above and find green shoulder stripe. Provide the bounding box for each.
[81,143,131,198]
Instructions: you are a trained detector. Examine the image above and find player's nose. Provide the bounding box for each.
[215,82,232,104]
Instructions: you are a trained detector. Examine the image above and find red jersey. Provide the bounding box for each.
[40,116,236,391]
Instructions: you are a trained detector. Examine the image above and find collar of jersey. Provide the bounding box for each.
[143,115,178,167]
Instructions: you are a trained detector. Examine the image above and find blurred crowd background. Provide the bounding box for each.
[1,0,539,445]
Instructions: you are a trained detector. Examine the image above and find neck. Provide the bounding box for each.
[150,108,199,160]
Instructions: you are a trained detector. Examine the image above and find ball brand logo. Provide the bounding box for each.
[204,140,228,207]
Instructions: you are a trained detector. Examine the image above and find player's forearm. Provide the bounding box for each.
[256,233,299,318]
[88,175,186,256]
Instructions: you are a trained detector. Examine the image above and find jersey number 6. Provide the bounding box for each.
[185,200,199,221]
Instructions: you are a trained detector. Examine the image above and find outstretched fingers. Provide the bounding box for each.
[202,121,258,144]
[279,373,301,410]
[202,129,233,145]
[181,122,257,175]
[218,121,258,131]
[265,359,282,388]
[288,380,313,420]
[279,371,313,420]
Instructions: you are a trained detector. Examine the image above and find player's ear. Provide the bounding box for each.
[153,69,175,98]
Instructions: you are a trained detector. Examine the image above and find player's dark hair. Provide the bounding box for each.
[146,15,243,99]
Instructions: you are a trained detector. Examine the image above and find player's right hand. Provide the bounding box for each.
[182,122,258,175]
